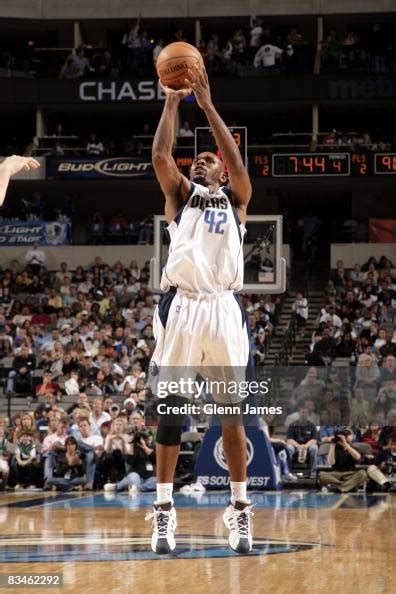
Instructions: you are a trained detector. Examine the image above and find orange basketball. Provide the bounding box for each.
[156,42,204,90]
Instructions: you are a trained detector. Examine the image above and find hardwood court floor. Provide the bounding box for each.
[0,491,394,594]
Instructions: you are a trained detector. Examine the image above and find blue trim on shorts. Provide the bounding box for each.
[158,287,177,328]
[233,293,245,327]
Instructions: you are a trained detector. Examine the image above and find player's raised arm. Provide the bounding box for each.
[185,65,252,217]
[0,155,40,206]
[152,87,192,222]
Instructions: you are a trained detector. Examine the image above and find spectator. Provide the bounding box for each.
[25,243,45,275]
[0,418,11,488]
[59,56,81,80]
[254,43,283,70]
[74,48,91,77]
[178,122,194,138]
[14,430,40,490]
[6,345,36,394]
[35,371,62,402]
[48,435,87,492]
[361,421,381,456]
[292,291,308,336]
[104,427,156,493]
[318,429,366,493]
[381,354,396,382]
[286,403,318,478]
[86,133,105,156]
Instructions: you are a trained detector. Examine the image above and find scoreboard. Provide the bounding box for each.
[251,152,396,177]
[177,136,396,177]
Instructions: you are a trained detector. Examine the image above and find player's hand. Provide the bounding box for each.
[185,64,212,110]
[1,155,40,177]
[160,81,191,102]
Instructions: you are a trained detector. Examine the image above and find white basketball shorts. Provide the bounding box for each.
[149,288,250,404]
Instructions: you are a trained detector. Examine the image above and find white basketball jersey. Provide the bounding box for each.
[161,182,246,293]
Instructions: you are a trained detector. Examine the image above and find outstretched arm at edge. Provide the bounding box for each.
[0,156,40,206]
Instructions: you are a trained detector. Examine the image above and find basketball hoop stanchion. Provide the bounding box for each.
[151,214,287,295]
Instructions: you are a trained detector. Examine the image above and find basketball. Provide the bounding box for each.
[156,41,204,90]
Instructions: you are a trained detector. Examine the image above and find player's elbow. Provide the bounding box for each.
[152,151,169,168]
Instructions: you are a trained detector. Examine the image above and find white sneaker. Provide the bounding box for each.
[104,483,116,492]
[283,473,298,482]
[146,502,177,555]
[128,485,139,496]
[223,500,254,554]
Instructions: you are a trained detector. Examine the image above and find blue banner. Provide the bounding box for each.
[0,221,69,246]
[47,157,154,179]
[194,426,281,490]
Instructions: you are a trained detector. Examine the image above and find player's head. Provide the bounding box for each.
[190,152,227,187]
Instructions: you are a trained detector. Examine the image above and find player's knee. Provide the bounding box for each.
[155,394,188,445]
[156,422,182,446]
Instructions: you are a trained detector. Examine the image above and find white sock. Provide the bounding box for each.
[230,481,248,505]
[155,483,173,505]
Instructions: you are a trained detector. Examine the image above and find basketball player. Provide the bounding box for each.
[0,156,40,205]
[148,65,253,555]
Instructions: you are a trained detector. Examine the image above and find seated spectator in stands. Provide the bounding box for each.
[74,48,90,77]
[55,262,72,285]
[25,243,45,276]
[105,427,156,493]
[350,386,372,424]
[336,331,356,358]
[138,216,154,244]
[91,397,111,433]
[230,28,246,74]
[293,367,325,402]
[373,385,394,422]
[35,370,62,402]
[381,354,396,382]
[377,410,396,450]
[318,429,366,493]
[0,325,13,357]
[178,122,194,138]
[48,436,87,492]
[354,353,380,389]
[13,430,40,489]
[267,426,296,482]
[206,34,223,73]
[373,435,396,486]
[101,417,131,484]
[349,263,364,285]
[0,419,11,488]
[287,27,304,46]
[86,133,104,156]
[59,56,82,80]
[76,417,103,489]
[249,17,263,58]
[312,326,337,362]
[286,403,318,478]
[361,421,381,456]
[6,345,36,394]
[254,42,283,70]
[292,291,308,336]
[35,403,54,436]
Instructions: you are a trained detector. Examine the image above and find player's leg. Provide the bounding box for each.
[204,293,253,553]
[148,292,199,554]
[221,415,254,554]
